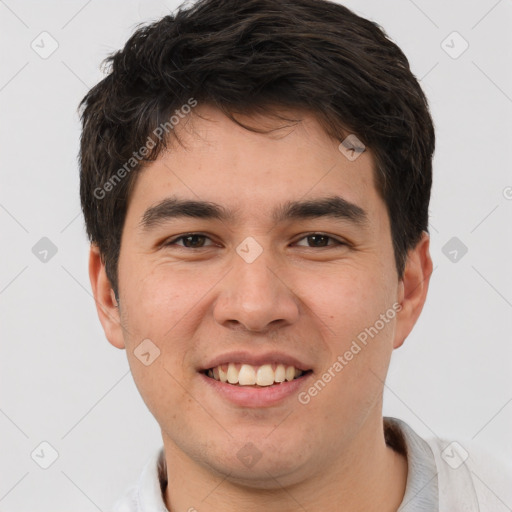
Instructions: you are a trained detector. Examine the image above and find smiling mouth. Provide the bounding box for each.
[201,363,313,387]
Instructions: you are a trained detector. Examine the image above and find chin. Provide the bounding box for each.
[212,458,309,490]
[202,435,312,487]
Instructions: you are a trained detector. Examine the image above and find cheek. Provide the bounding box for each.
[298,262,397,407]
[118,261,204,426]
[300,262,396,341]
[119,259,214,344]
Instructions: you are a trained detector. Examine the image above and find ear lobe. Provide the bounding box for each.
[393,232,433,349]
[88,244,125,350]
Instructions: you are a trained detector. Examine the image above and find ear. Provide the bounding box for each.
[88,244,125,349]
[393,232,433,349]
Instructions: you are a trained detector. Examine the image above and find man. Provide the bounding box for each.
[79,0,511,510]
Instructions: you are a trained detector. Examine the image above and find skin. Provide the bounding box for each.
[89,104,432,512]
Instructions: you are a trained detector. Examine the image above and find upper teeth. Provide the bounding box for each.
[207,363,303,386]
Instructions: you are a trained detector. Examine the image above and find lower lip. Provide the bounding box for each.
[199,372,313,408]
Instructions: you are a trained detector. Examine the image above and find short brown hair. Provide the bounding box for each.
[79,0,435,296]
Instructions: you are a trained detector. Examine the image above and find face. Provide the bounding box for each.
[90,104,431,487]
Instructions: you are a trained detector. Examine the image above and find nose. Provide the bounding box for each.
[213,246,300,333]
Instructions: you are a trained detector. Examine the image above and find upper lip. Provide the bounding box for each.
[200,351,312,372]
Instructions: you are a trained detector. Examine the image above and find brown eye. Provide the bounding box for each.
[295,234,344,248]
[165,233,214,248]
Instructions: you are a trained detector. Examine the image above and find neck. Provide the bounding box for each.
[162,416,408,512]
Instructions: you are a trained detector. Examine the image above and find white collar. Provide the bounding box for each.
[119,417,441,511]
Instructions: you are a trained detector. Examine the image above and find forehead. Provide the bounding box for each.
[125,104,383,229]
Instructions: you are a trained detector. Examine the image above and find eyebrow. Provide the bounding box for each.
[139,195,368,232]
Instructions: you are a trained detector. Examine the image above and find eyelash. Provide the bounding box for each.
[163,232,347,249]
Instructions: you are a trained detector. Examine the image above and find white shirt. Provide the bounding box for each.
[112,417,512,511]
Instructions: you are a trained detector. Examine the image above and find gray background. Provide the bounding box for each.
[1,0,511,510]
